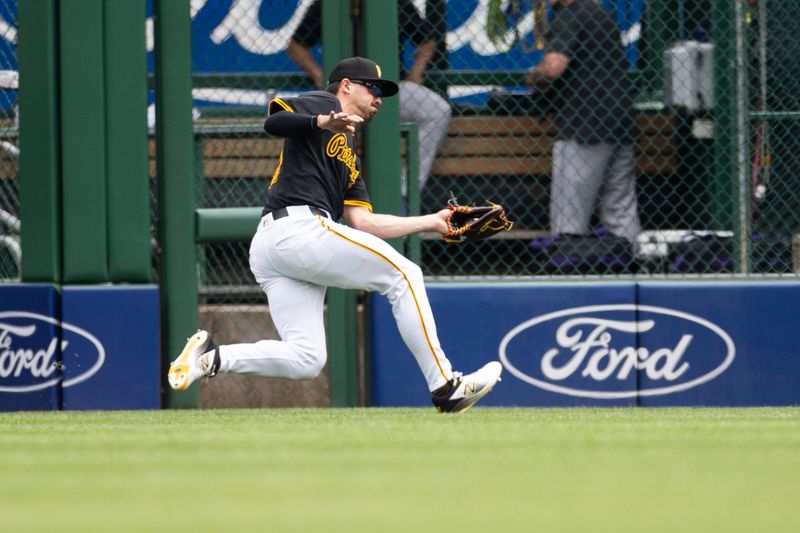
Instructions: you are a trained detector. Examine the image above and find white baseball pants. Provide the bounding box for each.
[217,206,454,391]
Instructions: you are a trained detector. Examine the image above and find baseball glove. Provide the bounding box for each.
[442,194,514,243]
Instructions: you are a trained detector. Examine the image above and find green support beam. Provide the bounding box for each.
[362,0,401,224]
[322,0,359,407]
[321,0,352,71]
[154,0,199,408]
[104,0,151,282]
[359,0,400,407]
[59,0,109,282]
[402,123,421,263]
[326,287,360,407]
[18,0,61,282]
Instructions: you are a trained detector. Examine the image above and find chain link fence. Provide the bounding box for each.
[0,0,17,282]
[4,1,799,285]
[188,0,800,288]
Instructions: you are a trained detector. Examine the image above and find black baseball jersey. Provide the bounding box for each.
[547,0,637,144]
[262,91,372,220]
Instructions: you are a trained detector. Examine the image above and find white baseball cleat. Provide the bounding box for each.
[167,330,218,392]
[432,361,503,413]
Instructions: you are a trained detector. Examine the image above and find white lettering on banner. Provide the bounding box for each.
[0,16,16,44]
[541,317,690,382]
[0,312,106,394]
[498,304,736,399]
[209,0,316,55]
[446,0,534,55]
[0,323,63,379]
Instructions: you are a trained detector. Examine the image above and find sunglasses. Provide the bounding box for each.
[350,80,383,98]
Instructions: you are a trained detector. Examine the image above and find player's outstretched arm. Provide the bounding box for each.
[343,205,449,240]
[264,110,363,137]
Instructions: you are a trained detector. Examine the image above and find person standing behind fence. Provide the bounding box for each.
[287,0,451,190]
[527,0,641,242]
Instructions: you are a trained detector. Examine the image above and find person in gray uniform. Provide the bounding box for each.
[528,0,641,242]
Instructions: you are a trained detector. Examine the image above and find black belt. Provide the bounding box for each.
[268,206,330,222]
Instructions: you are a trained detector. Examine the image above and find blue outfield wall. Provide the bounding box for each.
[0,284,60,411]
[0,284,161,411]
[370,282,800,407]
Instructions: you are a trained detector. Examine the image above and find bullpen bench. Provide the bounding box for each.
[180,110,677,278]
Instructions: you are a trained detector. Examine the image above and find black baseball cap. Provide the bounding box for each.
[327,56,399,97]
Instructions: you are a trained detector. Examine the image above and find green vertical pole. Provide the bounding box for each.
[712,1,738,234]
[59,0,109,283]
[104,0,151,282]
[154,0,199,408]
[405,123,421,264]
[362,0,401,226]
[326,287,359,407]
[322,0,352,71]
[359,0,400,408]
[323,0,359,407]
[18,0,61,282]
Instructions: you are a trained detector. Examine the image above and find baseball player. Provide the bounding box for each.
[168,57,502,413]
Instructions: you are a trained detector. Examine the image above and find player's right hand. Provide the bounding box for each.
[318,111,363,134]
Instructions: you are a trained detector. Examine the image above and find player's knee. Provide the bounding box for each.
[380,258,424,303]
[395,260,423,288]
[296,348,326,379]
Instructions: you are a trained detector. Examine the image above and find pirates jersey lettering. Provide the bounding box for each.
[326,134,360,187]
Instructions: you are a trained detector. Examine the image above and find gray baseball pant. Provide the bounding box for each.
[550,139,642,242]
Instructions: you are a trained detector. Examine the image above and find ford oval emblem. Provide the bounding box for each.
[0,311,106,393]
[499,304,735,399]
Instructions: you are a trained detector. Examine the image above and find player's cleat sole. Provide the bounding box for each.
[167,330,215,392]
[432,361,503,413]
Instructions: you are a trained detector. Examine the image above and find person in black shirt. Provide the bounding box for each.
[528,0,641,242]
[168,57,502,413]
[287,0,451,190]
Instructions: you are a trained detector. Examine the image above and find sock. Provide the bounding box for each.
[432,378,456,398]
[209,347,221,377]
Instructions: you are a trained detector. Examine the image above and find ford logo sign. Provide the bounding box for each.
[499,304,735,399]
[0,311,106,393]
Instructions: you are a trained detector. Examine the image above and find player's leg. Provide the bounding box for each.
[167,272,327,390]
[598,143,641,242]
[550,139,610,235]
[399,81,452,189]
[216,274,328,380]
[215,220,330,379]
[310,219,501,411]
[307,218,453,391]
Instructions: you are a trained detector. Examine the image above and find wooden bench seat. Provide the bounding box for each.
[431,114,676,177]
[190,112,677,181]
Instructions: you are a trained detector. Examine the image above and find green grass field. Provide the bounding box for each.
[2,407,799,532]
